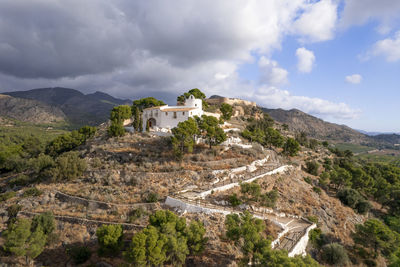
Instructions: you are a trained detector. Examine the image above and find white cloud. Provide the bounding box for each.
[345,74,362,84]
[258,57,288,86]
[341,0,400,27]
[293,0,338,42]
[371,31,400,62]
[296,47,315,73]
[253,86,361,120]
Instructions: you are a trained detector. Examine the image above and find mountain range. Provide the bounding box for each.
[1,87,399,147]
[261,107,400,148]
[2,87,130,127]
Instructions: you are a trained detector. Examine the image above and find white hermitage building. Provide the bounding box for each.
[142,95,203,131]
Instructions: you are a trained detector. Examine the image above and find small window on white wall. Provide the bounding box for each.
[183,112,185,115]
[173,112,177,118]
[166,112,168,116]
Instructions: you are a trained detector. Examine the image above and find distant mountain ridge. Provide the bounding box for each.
[356,129,400,136]
[0,94,66,124]
[261,107,400,147]
[261,107,369,143]
[2,87,131,126]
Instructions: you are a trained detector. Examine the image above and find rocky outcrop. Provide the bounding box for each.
[0,94,66,124]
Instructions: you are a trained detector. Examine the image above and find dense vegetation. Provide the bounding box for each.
[0,124,95,189]
[241,115,301,156]
[308,146,400,266]
[228,182,278,208]
[225,211,320,266]
[3,212,55,264]
[124,210,207,266]
[171,115,227,160]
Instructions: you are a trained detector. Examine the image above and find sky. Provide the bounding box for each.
[0,0,399,132]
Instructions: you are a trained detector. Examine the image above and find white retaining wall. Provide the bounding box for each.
[288,223,317,257]
[199,165,289,199]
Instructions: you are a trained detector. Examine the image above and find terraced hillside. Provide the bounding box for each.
[0,121,367,266]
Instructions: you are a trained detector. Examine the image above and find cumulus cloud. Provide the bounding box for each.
[0,0,358,120]
[292,0,338,42]
[295,47,315,73]
[345,74,362,84]
[253,86,361,120]
[370,31,400,62]
[258,57,288,86]
[341,0,400,27]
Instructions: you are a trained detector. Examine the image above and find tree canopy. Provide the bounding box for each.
[132,97,166,111]
[3,213,56,263]
[96,224,124,256]
[197,115,227,148]
[177,88,208,109]
[171,118,199,159]
[220,103,233,121]
[283,138,300,156]
[125,210,206,266]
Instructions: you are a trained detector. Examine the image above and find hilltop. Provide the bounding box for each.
[0,107,365,266]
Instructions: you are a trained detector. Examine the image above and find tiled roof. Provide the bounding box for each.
[162,107,197,112]
[143,105,167,111]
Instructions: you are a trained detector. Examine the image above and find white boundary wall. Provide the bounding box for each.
[288,223,317,257]
[199,165,290,199]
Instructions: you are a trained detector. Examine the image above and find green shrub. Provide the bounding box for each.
[305,161,320,176]
[31,212,55,235]
[67,245,92,264]
[0,191,16,202]
[313,186,322,195]
[356,199,372,214]
[229,193,242,207]
[8,174,31,187]
[145,192,159,203]
[7,204,22,219]
[337,188,371,214]
[304,177,312,184]
[23,187,42,197]
[309,228,324,248]
[261,190,278,208]
[307,216,319,224]
[52,151,87,181]
[321,243,349,266]
[96,224,124,256]
[128,207,147,223]
[240,182,261,200]
[283,138,300,156]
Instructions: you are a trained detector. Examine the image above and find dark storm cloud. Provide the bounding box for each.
[0,0,136,79]
[0,0,360,120]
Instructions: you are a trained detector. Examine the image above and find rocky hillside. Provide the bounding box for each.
[2,87,131,127]
[261,108,369,144]
[0,94,66,124]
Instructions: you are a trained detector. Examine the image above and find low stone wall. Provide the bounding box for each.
[19,211,145,230]
[54,190,159,211]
